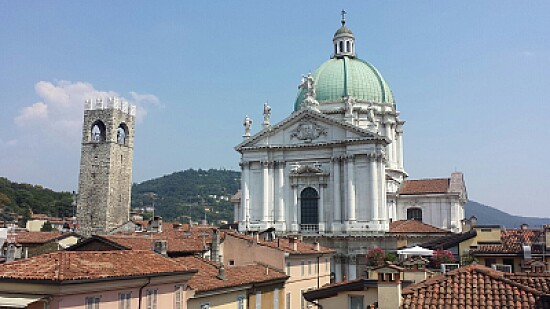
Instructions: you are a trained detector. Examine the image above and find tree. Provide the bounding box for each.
[0,193,10,207]
[41,221,54,232]
[366,247,385,266]
[432,249,455,268]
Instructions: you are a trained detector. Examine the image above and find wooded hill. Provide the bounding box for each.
[0,177,73,222]
[131,169,240,224]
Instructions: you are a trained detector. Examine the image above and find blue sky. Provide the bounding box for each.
[1,2,549,217]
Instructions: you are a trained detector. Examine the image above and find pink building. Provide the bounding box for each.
[0,250,196,309]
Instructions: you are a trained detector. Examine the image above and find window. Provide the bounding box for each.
[346,41,351,53]
[85,296,100,309]
[301,260,305,276]
[274,288,279,309]
[200,303,210,309]
[174,286,183,309]
[325,258,329,272]
[339,41,344,54]
[485,258,497,268]
[146,289,157,309]
[237,295,245,309]
[119,292,131,309]
[308,260,312,275]
[407,208,422,221]
[349,296,364,309]
[256,291,262,309]
[286,261,291,275]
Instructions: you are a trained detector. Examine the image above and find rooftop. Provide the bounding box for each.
[472,228,544,255]
[399,178,451,195]
[0,250,193,282]
[389,220,450,234]
[173,256,287,293]
[225,232,335,255]
[402,264,550,308]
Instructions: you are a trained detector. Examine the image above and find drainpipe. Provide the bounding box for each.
[317,256,320,288]
[138,277,151,309]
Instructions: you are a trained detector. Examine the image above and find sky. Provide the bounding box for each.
[1,1,549,217]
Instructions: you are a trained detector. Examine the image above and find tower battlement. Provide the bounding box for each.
[84,97,136,116]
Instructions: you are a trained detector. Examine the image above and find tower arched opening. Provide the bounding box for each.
[90,120,106,143]
[117,123,129,145]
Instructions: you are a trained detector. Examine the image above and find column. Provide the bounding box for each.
[262,162,269,222]
[277,162,285,223]
[319,185,324,224]
[334,256,342,282]
[333,158,341,222]
[348,255,357,280]
[346,156,356,222]
[377,154,386,222]
[370,155,379,220]
[384,123,393,167]
[242,162,250,225]
[292,186,298,225]
[392,126,398,167]
[397,129,404,170]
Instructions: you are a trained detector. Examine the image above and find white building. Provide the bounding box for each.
[235,15,467,236]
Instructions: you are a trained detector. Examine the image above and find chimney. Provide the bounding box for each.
[211,229,220,263]
[149,216,163,233]
[376,264,402,309]
[544,225,550,250]
[254,232,259,244]
[217,261,226,280]
[265,266,269,276]
[153,239,168,257]
[289,237,297,251]
[314,242,320,251]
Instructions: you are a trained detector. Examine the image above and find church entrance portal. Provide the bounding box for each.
[300,187,319,232]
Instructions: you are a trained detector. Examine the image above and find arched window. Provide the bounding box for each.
[346,41,351,53]
[300,187,319,228]
[117,123,129,145]
[407,208,422,221]
[339,41,344,54]
[91,121,106,143]
[334,43,337,55]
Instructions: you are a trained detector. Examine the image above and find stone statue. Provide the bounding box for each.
[263,102,271,127]
[243,115,252,138]
[298,73,319,110]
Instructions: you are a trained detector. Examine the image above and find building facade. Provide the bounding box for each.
[76,98,136,237]
[235,15,466,236]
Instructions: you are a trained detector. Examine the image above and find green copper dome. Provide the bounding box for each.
[294,56,395,111]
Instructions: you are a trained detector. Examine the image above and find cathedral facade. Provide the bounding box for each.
[235,16,467,236]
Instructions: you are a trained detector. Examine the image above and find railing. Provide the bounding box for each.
[300,224,319,233]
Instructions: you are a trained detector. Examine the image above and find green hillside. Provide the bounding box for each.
[131,169,240,224]
[465,200,550,228]
[0,177,73,223]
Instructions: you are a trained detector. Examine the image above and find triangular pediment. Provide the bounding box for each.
[236,109,387,150]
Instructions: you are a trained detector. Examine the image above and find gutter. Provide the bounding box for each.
[138,277,151,309]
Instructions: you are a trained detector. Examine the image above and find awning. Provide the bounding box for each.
[397,245,434,256]
[0,294,47,308]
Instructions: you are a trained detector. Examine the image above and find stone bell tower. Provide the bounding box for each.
[76,97,136,237]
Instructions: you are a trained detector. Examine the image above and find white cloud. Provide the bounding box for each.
[13,80,160,144]
[14,102,48,126]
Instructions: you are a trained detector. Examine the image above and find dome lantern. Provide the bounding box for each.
[333,10,355,58]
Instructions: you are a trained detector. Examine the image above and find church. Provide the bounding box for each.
[234,14,467,236]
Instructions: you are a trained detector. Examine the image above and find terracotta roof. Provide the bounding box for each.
[389,220,450,234]
[421,229,478,250]
[401,264,550,308]
[472,229,544,255]
[0,250,193,282]
[505,273,550,294]
[399,178,450,195]
[230,190,241,202]
[225,232,335,255]
[100,233,209,254]
[12,232,74,245]
[173,256,287,293]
